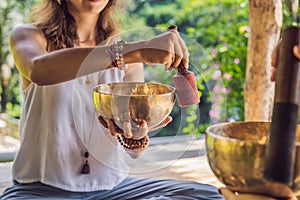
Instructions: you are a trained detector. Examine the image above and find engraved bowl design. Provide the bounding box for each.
[94,82,176,131]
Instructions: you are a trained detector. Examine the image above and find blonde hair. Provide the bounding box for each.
[29,0,121,51]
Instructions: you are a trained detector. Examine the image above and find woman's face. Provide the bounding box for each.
[67,0,110,16]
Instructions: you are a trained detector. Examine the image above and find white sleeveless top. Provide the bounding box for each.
[12,68,130,192]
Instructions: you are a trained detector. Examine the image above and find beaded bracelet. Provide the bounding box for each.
[117,135,149,150]
[106,40,125,70]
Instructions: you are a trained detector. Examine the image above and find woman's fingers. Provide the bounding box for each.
[172,31,189,69]
[121,120,148,139]
[270,42,280,82]
[167,25,189,70]
[170,42,183,70]
[271,43,280,68]
[293,45,300,59]
[123,121,133,138]
[270,68,276,82]
[132,121,148,140]
[98,115,108,128]
[107,119,123,136]
[102,118,148,139]
[271,43,300,82]
[103,116,172,139]
[123,116,172,139]
[271,43,300,67]
[150,116,173,131]
[98,116,123,136]
[142,26,189,71]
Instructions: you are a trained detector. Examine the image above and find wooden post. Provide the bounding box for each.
[244,0,282,121]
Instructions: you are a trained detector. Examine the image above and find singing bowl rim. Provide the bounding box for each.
[205,121,271,144]
[93,82,176,97]
[205,121,300,197]
[206,121,300,145]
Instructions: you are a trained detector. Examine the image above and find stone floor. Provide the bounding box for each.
[127,135,223,188]
[0,135,224,194]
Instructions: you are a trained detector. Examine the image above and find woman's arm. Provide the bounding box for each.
[10,24,112,87]
[10,24,187,88]
[124,63,144,82]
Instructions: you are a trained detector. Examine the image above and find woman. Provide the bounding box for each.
[0,0,225,199]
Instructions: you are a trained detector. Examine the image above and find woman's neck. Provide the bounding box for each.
[77,39,96,47]
[73,14,99,46]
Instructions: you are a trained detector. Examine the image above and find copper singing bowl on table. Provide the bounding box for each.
[206,122,300,197]
[93,82,176,131]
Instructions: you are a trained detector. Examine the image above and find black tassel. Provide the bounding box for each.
[81,161,90,174]
[81,150,90,174]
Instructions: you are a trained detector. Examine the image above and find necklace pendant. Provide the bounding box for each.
[81,150,90,174]
[85,76,91,85]
[81,161,90,174]
[85,79,91,85]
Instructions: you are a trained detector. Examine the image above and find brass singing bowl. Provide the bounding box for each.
[93,82,176,131]
[206,121,300,198]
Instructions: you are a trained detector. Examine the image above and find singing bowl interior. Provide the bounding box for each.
[205,121,300,197]
[94,82,176,131]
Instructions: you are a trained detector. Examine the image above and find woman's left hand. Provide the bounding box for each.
[98,116,172,158]
[98,116,172,139]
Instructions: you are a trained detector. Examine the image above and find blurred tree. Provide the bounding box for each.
[244,0,282,121]
[170,0,250,134]
[122,0,292,135]
[122,0,251,135]
[0,0,36,116]
[2,0,290,135]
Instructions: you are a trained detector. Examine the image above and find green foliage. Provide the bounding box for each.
[6,67,21,118]
[2,0,290,137]
[0,0,36,117]
[124,0,250,135]
[174,0,249,130]
[282,0,297,26]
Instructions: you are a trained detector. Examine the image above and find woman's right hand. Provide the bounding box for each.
[142,26,189,71]
[125,26,189,72]
[271,43,300,81]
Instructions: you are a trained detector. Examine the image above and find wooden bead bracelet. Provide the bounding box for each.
[117,135,148,150]
[106,40,125,70]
